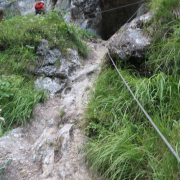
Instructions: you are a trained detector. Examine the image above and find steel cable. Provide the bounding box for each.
[104,1,180,163]
[86,0,146,16]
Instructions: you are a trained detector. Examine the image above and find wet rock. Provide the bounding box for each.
[107,13,153,60]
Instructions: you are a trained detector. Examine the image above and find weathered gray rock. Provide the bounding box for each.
[37,39,62,66]
[36,39,49,56]
[107,12,153,60]
[0,0,33,15]
[35,77,67,95]
[69,0,102,35]
[35,40,80,78]
[35,40,81,95]
[136,4,150,17]
[36,65,57,77]
[58,124,74,152]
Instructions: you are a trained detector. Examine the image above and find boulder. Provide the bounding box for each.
[107,12,153,60]
[35,41,81,78]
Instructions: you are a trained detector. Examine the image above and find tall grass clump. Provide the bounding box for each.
[146,0,180,77]
[0,75,46,136]
[84,66,180,179]
[147,20,180,79]
[149,0,179,23]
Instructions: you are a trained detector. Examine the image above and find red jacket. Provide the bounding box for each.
[35,2,43,11]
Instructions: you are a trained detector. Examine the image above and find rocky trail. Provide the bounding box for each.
[0,40,107,180]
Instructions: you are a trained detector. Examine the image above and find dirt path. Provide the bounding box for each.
[0,41,107,180]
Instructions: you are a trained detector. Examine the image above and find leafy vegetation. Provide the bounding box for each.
[84,0,180,179]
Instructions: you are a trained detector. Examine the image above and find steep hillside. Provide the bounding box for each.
[0,10,106,179]
[0,0,180,179]
[84,0,180,179]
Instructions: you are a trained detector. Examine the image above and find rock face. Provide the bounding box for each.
[1,0,146,39]
[100,0,143,39]
[107,12,153,61]
[34,39,80,95]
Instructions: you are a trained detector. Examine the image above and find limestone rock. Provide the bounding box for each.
[35,40,81,95]
[58,124,74,152]
[35,40,80,78]
[107,12,153,60]
[34,77,67,95]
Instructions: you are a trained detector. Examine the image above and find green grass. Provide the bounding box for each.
[0,75,46,136]
[84,0,180,173]
[149,0,179,22]
[84,67,180,179]
[84,0,180,178]
[146,20,180,79]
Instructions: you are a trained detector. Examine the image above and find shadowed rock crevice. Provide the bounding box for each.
[100,0,142,40]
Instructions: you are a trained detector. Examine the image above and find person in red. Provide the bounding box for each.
[35,1,45,15]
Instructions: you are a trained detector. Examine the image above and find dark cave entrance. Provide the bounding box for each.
[99,0,142,40]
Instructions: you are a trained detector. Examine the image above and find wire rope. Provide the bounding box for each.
[104,1,180,163]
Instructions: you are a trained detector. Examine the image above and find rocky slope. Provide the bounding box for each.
[0,40,107,180]
[1,0,146,39]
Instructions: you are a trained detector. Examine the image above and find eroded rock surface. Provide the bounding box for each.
[34,39,81,95]
[0,40,107,180]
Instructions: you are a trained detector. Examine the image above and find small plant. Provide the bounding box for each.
[0,159,11,179]
[85,85,91,90]
[55,60,61,68]
[59,109,65,117]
